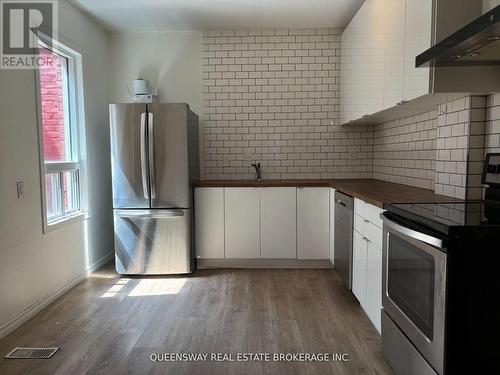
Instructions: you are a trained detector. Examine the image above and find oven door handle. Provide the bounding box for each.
[380,214,443,249]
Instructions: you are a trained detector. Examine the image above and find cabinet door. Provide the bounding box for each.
[225,188,260,258]
[261,187,297,259]
[340,6,363,123]
[194,188,225,259]
[352,230,367,305]
[297,188,330,260]
[363,0,386,115]
[382,0,406,109]
[403,0,432,101]
[329,188,336,265]
[341,0,385,122]
[366,241,383,333]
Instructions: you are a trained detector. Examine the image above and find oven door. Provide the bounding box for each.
[381,214,447,375]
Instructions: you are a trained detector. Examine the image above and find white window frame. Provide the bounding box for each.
[35,35,89,233]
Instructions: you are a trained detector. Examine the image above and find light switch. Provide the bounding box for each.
[16,181,24,198]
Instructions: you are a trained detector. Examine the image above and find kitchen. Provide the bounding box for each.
[0,0,499,374]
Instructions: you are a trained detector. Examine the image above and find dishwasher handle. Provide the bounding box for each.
[335,199,347,207]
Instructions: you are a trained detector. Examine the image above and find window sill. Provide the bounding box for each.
[44,212,88,233]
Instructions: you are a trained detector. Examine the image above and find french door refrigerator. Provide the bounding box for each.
[109,103,199,274]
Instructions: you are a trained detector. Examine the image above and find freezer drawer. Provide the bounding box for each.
[114,209,192,275]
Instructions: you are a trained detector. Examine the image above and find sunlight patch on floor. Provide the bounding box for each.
[128,278,187,297]
[101,278,131,298]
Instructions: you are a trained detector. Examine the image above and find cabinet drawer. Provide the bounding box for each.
[365,221,383,250]
[354,198,365,218]
[365,203,384,229]
[354,198,383,229]
[354,213,368,235]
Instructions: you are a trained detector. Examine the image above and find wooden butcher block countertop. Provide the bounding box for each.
[193,179,461,208]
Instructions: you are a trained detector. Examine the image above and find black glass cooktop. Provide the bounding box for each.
[385,201,500,235]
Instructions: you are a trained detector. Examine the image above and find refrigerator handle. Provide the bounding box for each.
[148,112,156,199]
[140,113,149,199]
[115,209,185,218]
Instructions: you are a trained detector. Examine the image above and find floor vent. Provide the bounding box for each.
[5,347,59,359]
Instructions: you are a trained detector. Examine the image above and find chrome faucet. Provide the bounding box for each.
[251,162,262,181]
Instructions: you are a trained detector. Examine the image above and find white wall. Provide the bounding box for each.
[107,31,204,176]
[0,0,113,337]
[483,0,500,13]
[107,31,203,115]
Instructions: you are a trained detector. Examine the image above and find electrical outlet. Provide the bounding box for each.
[439,104,447,115]
[16,181,24,198]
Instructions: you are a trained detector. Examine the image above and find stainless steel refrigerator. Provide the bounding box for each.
[109,103,199,275]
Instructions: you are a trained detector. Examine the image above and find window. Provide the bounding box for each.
[37,39,87,230]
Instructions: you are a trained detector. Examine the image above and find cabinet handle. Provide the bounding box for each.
[364,219,369,223]
[362,114,369,118]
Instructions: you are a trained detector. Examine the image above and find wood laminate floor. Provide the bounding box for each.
[0,263,393,375]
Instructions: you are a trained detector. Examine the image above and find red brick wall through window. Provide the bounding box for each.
[39,48,67,162]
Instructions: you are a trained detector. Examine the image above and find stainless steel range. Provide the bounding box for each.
[380,153,500,375]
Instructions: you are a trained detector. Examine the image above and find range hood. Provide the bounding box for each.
[416,5,500,67]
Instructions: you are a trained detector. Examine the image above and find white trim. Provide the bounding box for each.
[35,35,89,233]
[44,161,79,173]
[45,212,86,233]
[0,252,114,340]
[196,258,334,269]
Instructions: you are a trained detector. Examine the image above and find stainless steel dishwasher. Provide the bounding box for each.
[334,191,354,290]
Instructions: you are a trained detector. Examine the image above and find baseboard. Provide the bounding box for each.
[196,258,334,269]
[0,251,114,340]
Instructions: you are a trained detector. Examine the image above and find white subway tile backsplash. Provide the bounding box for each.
[373,110,437,190]
[203,29,497,196]
[203,28,373,180]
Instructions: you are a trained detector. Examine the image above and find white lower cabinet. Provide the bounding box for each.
[366,241,382,332]
[260,187,297,258]
[352,229,367,303]
[194,188,225,259]
[297,187,330,260]
[353,199,384,333]
[195,186,333,262]
[224,188,260,258]
[329,188,336,266]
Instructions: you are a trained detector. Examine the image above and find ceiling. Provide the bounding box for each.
[69,0,365,32]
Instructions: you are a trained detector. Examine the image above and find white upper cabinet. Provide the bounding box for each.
[195,188,225,259]
[297,188,330,260]
[342,0,405,123]
[403,0,432,101]
[341,0,385,122]
[260,187,297,259]
[341,0,496,124]
[224,188,260,259]
[382,0,406,109]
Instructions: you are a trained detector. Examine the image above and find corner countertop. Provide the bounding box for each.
[192,179,461,208]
